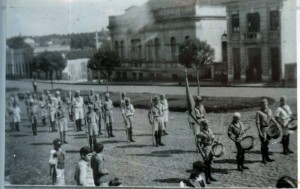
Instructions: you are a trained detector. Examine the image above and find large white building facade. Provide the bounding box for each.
[108,0,227,81]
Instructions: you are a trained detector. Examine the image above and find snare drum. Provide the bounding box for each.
[211,143,224,158]
[267,124,281,139]
[288,120,297,131]
[240,136,254,151]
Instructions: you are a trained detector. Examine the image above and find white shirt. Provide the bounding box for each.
[122,104,135,117]
[275,105,292,126]
[73,96,84,109]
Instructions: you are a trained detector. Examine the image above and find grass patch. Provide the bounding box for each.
[16,89,275,113]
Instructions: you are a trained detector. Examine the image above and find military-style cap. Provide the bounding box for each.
[125,98,130,103]
[56,91,60,95]
[280,96,287,101]
[105,93,110,97]
[153,96,159,101]
[88,104,93,109]
[121,92,126,97]
[194,96,203,102]
[53,138,61,146]
[160,94,165,99]
[233,112,241,118]
[261,98,268,104]
[75,90,80,94]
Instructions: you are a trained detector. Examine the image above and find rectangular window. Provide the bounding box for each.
[247,13,260,32]
[231,14,240,33]
[270,10,279,31]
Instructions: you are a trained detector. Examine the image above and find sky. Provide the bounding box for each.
[6,0,148,38]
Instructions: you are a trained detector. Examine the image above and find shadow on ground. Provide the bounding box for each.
[128,149,195,158]
[31,142,52,146]
[115,144,154,148]
[213,159,261,164]
[153,178,186,184]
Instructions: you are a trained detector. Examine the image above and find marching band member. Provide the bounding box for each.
[148,96,164,147]
[73,90,84,132]
[275,96,295,155]
[57,101,68,144]
[86,105,99,149]
[228,112,249,171]
[160,94,169,136]
[122,98,135,143]
[194,96,206,133]
[256,99,275,164]
[103,93,115,137]
[94,94,103,135]
[48,96,58,132]
[197,120,216,184]
[29,98,39,135]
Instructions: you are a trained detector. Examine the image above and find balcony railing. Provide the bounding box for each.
[242,32,262,42]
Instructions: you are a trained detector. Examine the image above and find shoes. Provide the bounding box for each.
[164,131,168,135]
[64,141,68,144]
[159,143,165,146]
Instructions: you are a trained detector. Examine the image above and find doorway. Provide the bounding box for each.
[247,48,262,82]
[271,47,280,82]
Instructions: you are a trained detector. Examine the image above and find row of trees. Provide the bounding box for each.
[7,36,215,93]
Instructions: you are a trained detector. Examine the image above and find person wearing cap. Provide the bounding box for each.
[228,112,249,171]
[160,94,169,136]
[194,96,206,133]
[256,98,275,164]
[57,101,68,144]
[122,98,135,142]
[53,91,61,109]
[49,138,65,186]
[275,96,294,155]
[197,119,216,184]
[86,104,99,149]
[94,94,103,135]
[102,93,115,137]
[148,96,164,147]
[47,96,58,132]
[73,90,84,132]
[74,146,95,186]
[91,142,109,186]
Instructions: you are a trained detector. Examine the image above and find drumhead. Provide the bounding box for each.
[240,136,254,150]
[288,120,297,131]
[211,143,224,157]
[267,124,281,139]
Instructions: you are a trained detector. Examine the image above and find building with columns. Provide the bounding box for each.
[108,0,228,81]
[226,0,297,82]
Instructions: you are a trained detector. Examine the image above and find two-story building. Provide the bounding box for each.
[108,0,228,81]
[226,0,297,82]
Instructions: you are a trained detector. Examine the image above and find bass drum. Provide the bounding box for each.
[211,143,224,158]
[240,136,254,151]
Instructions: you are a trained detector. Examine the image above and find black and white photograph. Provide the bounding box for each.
[2,0,299,188]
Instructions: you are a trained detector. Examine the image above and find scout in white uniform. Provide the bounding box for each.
[65,91,74,121]
[12,102,21,131]
[38,94,47,127]
[29,99,39,135]
[194,96,206,133]
[122,98,135,142]
[275,96,295,155]
[160,94,169,135]
[103,93,115,137]
[148,96,164,147]
[73,90,84,132]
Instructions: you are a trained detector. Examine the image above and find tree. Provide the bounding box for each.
[32,51,66,90]
[178,38,215,95]
[88,44,120,92]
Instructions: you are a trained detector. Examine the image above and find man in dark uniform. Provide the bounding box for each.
[228,112,249,171]
[256,99,275,164]
[197,119,216,184]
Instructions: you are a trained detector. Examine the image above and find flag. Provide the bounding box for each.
[185,76,194,115]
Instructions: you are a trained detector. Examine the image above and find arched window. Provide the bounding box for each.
[154,38,160,62]
[170,37,176,61]
[120,41,125,60]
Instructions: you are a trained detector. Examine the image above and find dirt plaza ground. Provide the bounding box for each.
[4,83,297,187]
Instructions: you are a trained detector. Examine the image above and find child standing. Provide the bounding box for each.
[49,138,65,186]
